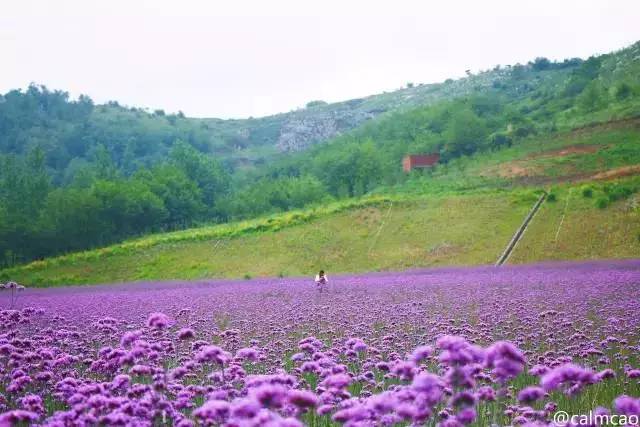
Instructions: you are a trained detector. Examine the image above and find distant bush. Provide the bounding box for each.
[488,133,512,150]
[605,184,632,202]
[546,192,557,202]
[514,124,536,138]
[243,273,252,280]
[531,57,551,71]
[305,100,328,108]
[560,58,583,68]
[510,64,526,80]
[581,187,593,198]
[563,78,589,97]
[614,82,634,100]
[596,197,609,209]
[578,81,608,112]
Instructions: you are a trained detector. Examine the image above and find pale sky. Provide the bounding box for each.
[1,0,639,118]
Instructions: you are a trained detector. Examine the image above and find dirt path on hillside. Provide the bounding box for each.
[590,165,640,181]
[484,161,640,186]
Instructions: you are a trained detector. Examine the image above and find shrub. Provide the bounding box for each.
[488,133,513,150]
[614,82,634,100]
[582,187,593,198]
[605,184,633,202]
[514,124,535,138]
[596,197,609,209]
[610,188,631,202]
[305,100,327,108]
[578,81,607,112]
[243,273,252,280]
[531,57,551,71]
[546,193,557,202]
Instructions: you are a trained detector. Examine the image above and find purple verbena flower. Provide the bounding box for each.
[177,328,195,340]
[485,341,526,382]
[540,363,596,392]
[517,386,546,403]
[146,312,172,329]
[614,395,640,416]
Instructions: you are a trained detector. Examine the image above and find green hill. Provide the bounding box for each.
[4,118,639,286]
[1,41,639,273]
[4,185,638,287]
[0,50,588,174]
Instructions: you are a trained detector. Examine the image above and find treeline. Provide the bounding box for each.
[0,141,329,266]
[0,85,271,184]
[0,141,229,265]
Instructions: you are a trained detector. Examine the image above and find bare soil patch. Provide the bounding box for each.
[526,144,601,159]
[590,164,640,181]
[490,162,543,179]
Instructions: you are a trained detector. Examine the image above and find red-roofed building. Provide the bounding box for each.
[402,154,440,172]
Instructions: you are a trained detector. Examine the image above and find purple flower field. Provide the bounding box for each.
[1,260,639,426]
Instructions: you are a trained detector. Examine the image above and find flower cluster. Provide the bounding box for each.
[0,260,638,425]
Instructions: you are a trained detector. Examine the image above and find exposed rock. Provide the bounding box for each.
[276,109,376,152]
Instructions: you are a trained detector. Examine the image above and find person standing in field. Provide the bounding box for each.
[315,270,328,292]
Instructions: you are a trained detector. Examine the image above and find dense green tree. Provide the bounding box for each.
[222,175,327,218]
[136,165,204,228]
[578,81,607,112]
[531,57,551,71]
[91,179,167,239]
[93,144,119,180]
[38,188,104,255]
[169,140,230,211]
[614,82,634,100]
[442,109,488,159]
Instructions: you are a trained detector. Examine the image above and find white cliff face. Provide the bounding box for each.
[276,108,377,152]
[277,116,340,151]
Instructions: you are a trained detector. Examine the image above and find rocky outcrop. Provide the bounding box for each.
[276,109,377,152]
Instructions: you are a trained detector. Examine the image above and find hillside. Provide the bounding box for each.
[0,53,582,171]
[4,184,638,287]
[1,41,639,270]
[4,119,639,286]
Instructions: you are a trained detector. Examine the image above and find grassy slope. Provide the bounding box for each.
[3,193,534,285]
[512,185,640,263]
[3,120,640,286]
[440,118,640,185]
[5,187,639,287]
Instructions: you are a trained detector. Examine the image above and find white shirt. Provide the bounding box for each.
[315,274,328,283]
